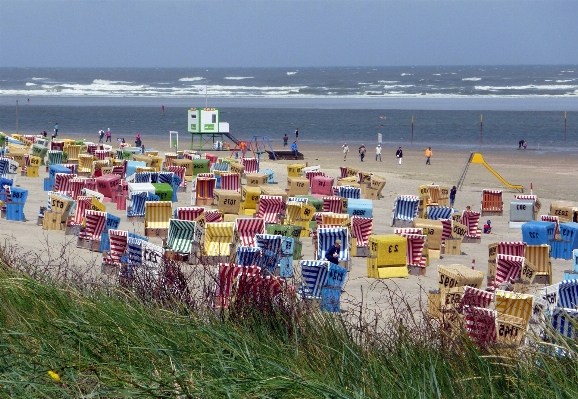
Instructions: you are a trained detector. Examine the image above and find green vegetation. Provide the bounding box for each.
[0,259,577,398]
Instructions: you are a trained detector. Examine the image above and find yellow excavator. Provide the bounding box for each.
[457,152,523,192]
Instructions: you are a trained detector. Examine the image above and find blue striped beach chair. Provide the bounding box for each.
[299,260,329,300]
[135,172,152,183]
[317,227,350,262]
[167,219,196,254]
[558,280,578,309]
[211,162,229,172]
[235,246,262,266]
[551,307,578,338]
[157,172,174,184]
[427,205,453,220]
[127,191,148,217]
[126,235,147,266]
[255,234,283,272]
[47,150,64,166]
[337,186,360,199]
[390,195,420,227]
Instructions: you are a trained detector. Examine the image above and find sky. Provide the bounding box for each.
[1,0,577,68]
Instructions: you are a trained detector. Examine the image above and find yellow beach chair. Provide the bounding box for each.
[144,201,172,239]
[203,222,236,261]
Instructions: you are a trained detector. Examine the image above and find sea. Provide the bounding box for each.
[1,66,577,153]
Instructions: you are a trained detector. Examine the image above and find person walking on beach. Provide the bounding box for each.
[135,133,142,148]
[425,147,432,165]
[99,129,105,143]
[342,143,349,161]
[295,128,299,140]
[283,134,288,147]
[396,147,403,165]
[450,185,457,208]
[240,141,248,158]
[358,144,366,162]
[53,123,59,137]
[375,144,382,162]
[106,128,112,142]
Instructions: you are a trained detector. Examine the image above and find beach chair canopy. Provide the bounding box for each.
[551,307,578,338]
[299,260,329,300]
[494,290,533,328]
[204,222,236,256]
[558,280,578,309]
[106,229,128,263]
[84,210,107,240]
[463,306,497,345]
[214,264,261,309]
[255,234,283,272]
[145,201,172,229]
[427,205,453,220]
[400,233,426,267]
[391,195,419,226]
[494,254,525,289]
[462,210,481,238]
[255,195,285,224]
[351,216,373,247]
[235,246,262,266]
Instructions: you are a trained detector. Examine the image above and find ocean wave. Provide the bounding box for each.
[476,84,577,91]
[178,77,204,82]
[31,77,48,81]
[462,77,482,81]
[93,79,134,85]
[224,77,254,80]
[556,79,574,83]
[401,73,413,76]
[26,82,37,86]
[378,80,400,84]
[287,71,297,75]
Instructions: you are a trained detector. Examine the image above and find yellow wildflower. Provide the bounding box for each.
[48,370,61,382]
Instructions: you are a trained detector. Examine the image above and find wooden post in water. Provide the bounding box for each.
[411,115,414,144]
[479,114,482,143]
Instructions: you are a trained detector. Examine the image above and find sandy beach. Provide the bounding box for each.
[2,136,576,314]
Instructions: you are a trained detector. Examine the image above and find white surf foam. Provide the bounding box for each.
[462,77,482,81]
[287,71,297,75]
[224,77,254,80]
[178,77,204,82]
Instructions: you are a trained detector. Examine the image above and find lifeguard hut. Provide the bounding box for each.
[188,107,239,151]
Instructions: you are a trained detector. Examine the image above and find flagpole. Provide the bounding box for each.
[480,114,483,143]
[564,111,567,141]
[411,115,414,144]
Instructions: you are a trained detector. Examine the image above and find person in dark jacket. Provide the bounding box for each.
[325,240,341,265]
[396,147,403,165]
[450,185,457,208]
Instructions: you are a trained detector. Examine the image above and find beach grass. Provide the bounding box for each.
[0,254,577,399]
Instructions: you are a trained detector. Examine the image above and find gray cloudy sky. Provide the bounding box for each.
[1,0,576,67]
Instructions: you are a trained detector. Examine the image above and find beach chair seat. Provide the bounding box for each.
[317,227,350,264]
[204,222,236,259]
[492,254,525,290]
[427,185,441,205]
[299,260,330,300]
[77,154,95,175]
[525,244,551,284]
[64,145,82,163]
[481,189,503,216]
[400,233,426,268]
[77,210,107,251]
[144,201,172,238]
[47,150,64,166]
[391,195,420,227]
[235,218,265,247]
[495,290,533,329]
[166,219,197,257]
[351,216,373,248]
[194,176,216,205]
[255,195,285,224]
[101,229,128,274]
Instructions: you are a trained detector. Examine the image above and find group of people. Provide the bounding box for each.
[98,129,113,143]
[282,130,300,158]
[341,144,432,165]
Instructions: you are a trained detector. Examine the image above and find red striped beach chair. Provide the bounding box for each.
[462,286,494,309]
[220,172,240,192]
[236,218,265,247]
[168,166,187,188]
[256,195,284,224]
[53,173,76,196]
[175,206,204,221]
[463,306,497,346]
[493,254,525,290]
[352,216,372,247]
[400,233,426,268]
[461,210,481,242]
[241,157,258,174]
[306,171,325,187]
[323,196,343,213]
[214,264,261,309]
[205,209,223,223]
